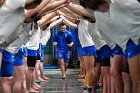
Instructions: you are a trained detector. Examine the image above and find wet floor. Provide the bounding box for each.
[39,69,102,93]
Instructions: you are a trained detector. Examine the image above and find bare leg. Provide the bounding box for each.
[35,60,45,81]
[102,67,111,93]
[110,57,116,93]
[64,62,68,71]
[12,65,25,93]
[60,59,66,79]
[39,62,49,80]
[110,55,123,93]
[26,67,36,91]
[128,55,140,93]
[95,62,101,82]
[31,72,40,90]
[84,55,97,93]
[24,57,28,74]
[79,56,85,77]
[1,77,13,93]
[106,67,111,93]
[122,72,132,93]
[98,71,103,87]
[35,60,40,79]
[102,68,107,93]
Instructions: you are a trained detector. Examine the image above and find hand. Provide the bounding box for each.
[53,42,58,45]
[25,9,38,22]
[67,42,73,47]
[65,0,71,5]
[60,15,65,19]
[0,0,6,7]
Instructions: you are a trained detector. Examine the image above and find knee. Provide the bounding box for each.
[17,76,25,82]
[110,70,121,77]
[2,77,13,85]
[130,75,140,83]
[60,62,65,66]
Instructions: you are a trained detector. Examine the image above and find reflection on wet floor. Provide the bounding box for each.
[38,69,102,93]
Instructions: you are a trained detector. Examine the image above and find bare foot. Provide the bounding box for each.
[42,76,50,80]
[62,76,66,79]
[37,77,45,82]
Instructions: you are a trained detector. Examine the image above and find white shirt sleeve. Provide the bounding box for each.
[10,0,26,10]
[113,0,140,12]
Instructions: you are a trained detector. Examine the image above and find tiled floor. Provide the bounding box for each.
[38,69,102,93]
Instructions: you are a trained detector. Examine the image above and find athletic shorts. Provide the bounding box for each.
[2,50,15,63]
[37,52,41,60]
[95,51,102,63]
[124,39,140,59]
[27,49,37,67]
[40,44,45,62]
[27,56,37,67]
[1,60,14,77]
[57,49,70,62]
[111,44,123,57]
[0,47,2,52]
[27,49,37,57]
[23,48,27,57]
[1,50,14,77]
[83,45,96,56]
[14,48,24,66]
[77,45,85,57]
[96,45,111,66]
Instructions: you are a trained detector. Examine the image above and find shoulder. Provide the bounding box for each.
[55,31,59,34]
[66,30,72,34]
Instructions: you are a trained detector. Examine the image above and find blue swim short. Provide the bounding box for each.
[124,39,140,59]
[83,45,96,56]
[111,44,123,57]
[57,49,70,62]
[77,45,85,57]
[1,60,14,77]
[14,48,24,66]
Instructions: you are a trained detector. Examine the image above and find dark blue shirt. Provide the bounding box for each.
[74,27,81,46]
[53,30,73,50]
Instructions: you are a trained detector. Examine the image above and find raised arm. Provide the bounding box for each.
[66,3,94,20]
[40,14,59,29]
[35,0,52,11]
[61,7,82,19]
[24,0,55,22]
[60,16,77,29]
[25,0,51,10]
[25,0,67,22]
[41,17,63,30]
[49,18,63,29]
[38,0,71,15]
[38,12,57,25]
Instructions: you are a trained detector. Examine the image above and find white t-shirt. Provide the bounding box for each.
[5,23,38,54]
[111,0,140,12]
[88,22,107,50]
[94,11,119,49]
[26,26,41,50]
[110,0,140,49]
[78,19,94,48]
[5,24,24,54]
[0,0,26,45]
[41,27,51,46]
